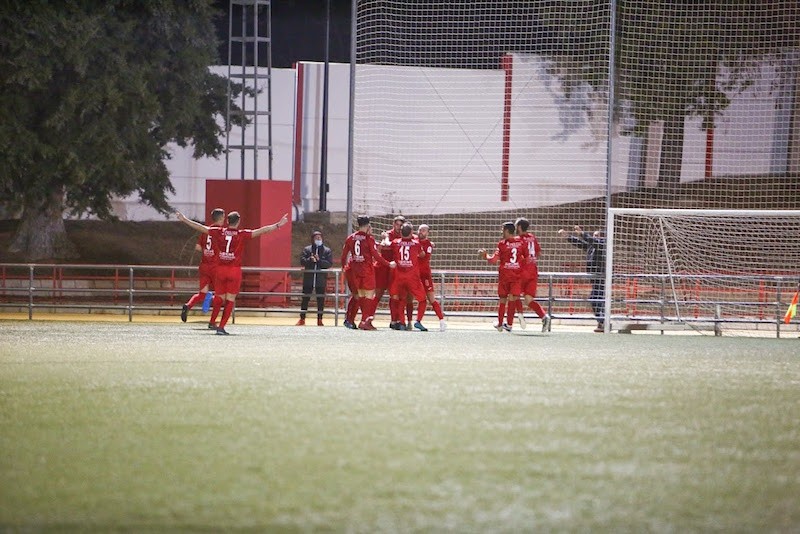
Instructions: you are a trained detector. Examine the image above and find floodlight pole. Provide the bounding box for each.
[346,0,357,232]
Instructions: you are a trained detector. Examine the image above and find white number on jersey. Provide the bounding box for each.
[510,247,518,264]
[400,245,410,262]
[205,235,213,251]
[528,241,536,259]
[354,240,362,258]
[224,234,233,254]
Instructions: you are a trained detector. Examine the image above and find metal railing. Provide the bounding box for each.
[0,263,797,337]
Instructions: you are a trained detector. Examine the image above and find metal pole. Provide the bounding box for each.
[319,0,331,211]
[603,0,617,334]
[225,0,233,180]
[129,267,134,322]
[346,0,357,231]
[254,3,259,181]
[28,265,33,320]
[267,0,274,180]
[240,4,247,180]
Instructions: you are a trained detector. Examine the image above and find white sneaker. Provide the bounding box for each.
[494,323,503,332]
[542,314,551,333]
[517,313,527,330]
[439,319,447,332]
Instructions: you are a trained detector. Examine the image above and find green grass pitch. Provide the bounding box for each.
[1,320,799,531]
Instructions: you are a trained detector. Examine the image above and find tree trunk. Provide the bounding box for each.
[657,114,686,189]
[9,189,79,261]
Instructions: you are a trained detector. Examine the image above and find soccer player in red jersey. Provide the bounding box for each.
[375,215,405,307]
[341,250,360,329]
[515,217,551,332]
[389,223,429,331]
[478,221,529,332]
[341,215,396,330]
[176,210,289,335]
[181,208,225,327]
[417,224,447,331]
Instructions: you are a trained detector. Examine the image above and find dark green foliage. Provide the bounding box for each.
[0,0,246,220]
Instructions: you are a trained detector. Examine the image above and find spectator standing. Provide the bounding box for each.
[297,231,333,326]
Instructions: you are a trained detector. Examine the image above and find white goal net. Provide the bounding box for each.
[607,209,800,335]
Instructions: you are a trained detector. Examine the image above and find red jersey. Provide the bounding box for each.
[517,231,541,274]
[488,237,529,277]
[198,225,222,266]
[418,238,433,276]
[210,227,254,267]
[380,228,401,262]
[391,237,423,274]
[341,231,388,272]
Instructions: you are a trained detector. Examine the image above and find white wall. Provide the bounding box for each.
[113,56,793,221]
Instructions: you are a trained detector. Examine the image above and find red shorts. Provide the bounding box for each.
[374,264,390,291]
[351,267,376,292]
[198,262,217,291]
[214,264,242,295]
[419,271,434,293]
[391,271,426,301]
[521,267,539,297]
[497,274,522,299]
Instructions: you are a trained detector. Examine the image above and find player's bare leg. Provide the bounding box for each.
[405,294,414,330]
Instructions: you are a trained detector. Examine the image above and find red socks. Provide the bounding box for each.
[185,292,204,309]
[209,295,224,324]
[498,302,506,325]
[431,300,444,320]
[219,301,235,329]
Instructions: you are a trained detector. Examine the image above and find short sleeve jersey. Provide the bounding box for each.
[418,238,433,275]
[518,232,541,273]
[210,227,254,267]
[391,237,423,274]
[342,231,379,272]
[198,226,222,266]
[495,237,529,277]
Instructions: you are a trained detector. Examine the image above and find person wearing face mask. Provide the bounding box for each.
[297,230,333,326]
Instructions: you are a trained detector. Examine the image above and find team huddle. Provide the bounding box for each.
[340,215,446,332]
[175,210,550,334]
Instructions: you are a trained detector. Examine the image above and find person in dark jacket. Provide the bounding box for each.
[559,225,606,332]
[296,230,333,326]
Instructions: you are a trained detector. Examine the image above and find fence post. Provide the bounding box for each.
[776,282,781,339]
[128,267,134,322]
[28,265,34,320]
[334,270,340,326]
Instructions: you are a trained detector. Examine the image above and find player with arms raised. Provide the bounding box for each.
[341,215,396,330]
[417,224,446,331]
[389,223,429,331]
[478,221,529,332]
[181,208,225,328]
[515,217,551,332]
[176,210,289,335]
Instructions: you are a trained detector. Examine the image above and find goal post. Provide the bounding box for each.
[605,208,800,335]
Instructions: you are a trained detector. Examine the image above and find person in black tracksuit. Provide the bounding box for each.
[560,225,607,332]
[297,231,333,326]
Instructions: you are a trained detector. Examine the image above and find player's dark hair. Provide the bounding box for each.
[401,223,413,237]
[515,217,530,232]
[393,215,406,223]
[356,215,370,227]
[503,222,516,234]
[211,208,225,222]
[228,211,241,226]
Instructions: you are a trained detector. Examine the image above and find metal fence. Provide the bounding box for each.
[0,263,797,337]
